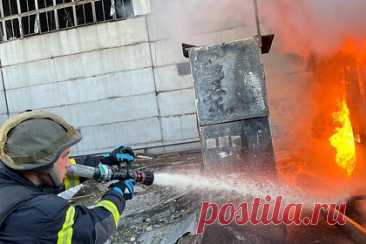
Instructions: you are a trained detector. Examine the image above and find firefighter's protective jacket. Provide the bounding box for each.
[0,157,125,244]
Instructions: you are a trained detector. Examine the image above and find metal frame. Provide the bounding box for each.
[0,0,98,22]
[0,0,133,42]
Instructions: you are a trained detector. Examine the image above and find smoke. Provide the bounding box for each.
[261,0,366,56]
[149,0,256,41]
[151,0,366,55]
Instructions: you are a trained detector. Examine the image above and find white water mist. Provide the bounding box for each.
[153,171,349,208]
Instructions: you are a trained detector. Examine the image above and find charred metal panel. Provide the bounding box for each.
[201,118,275,173]
[189,38,275,174]
[190,38,268,126]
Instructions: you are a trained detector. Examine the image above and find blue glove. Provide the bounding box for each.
[112,179,135,200]
[100,145,136,165]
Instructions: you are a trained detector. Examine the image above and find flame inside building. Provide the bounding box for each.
[322,39,366,178]
[276,39,366,197]
[314,40,366,178]
[329,100,356,176]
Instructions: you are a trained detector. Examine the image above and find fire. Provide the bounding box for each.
[329,100,356,176]
[310,38,365,177]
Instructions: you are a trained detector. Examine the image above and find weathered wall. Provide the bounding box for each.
[0,15,159,155]
[0,0,306,156]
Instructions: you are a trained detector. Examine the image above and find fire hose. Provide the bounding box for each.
[67,163,154,186]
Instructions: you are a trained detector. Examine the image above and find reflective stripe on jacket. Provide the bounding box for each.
[0,162,126,244]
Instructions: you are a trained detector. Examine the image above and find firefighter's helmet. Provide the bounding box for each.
[0,110,81,186]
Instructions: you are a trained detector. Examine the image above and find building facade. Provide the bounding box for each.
[0,0,306,156]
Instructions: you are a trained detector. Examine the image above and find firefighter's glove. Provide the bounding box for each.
[111,179,135,200]
[100,146,136,165]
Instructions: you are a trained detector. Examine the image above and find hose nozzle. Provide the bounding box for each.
[67,164,154,186]
[133,170,154,185]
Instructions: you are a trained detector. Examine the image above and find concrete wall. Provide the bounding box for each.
[0,0,305,156]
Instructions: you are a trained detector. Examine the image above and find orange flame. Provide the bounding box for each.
[329,100,356,176]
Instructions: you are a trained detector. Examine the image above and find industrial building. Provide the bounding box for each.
[0,0,303,157]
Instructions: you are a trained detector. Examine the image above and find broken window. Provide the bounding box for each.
[0,0,135,42]
[112,0,134,19]
[57,7,74,29]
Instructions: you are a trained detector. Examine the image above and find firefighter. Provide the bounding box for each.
[0,110,135,243]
